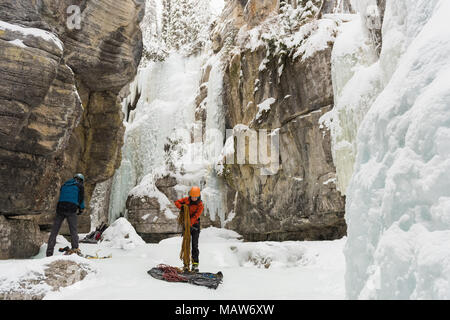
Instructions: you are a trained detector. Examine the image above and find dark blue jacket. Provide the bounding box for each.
[58,179,85,209]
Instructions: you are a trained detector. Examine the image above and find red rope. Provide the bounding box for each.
[157,264,188,282]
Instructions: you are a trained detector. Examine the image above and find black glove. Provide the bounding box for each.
[77,208,84,215]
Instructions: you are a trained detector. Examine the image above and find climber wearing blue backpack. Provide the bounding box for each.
[46,173,85,257]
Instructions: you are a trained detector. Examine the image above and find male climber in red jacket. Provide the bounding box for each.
[174,186,204,272]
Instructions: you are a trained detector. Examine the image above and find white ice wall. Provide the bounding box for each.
[198,55,228,224]
[319,14,379,195]
[332,0,450,299]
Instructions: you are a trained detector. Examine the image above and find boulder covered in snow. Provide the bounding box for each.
[100,217,146,250]
[0,256,94,300]
[126,194,180,243]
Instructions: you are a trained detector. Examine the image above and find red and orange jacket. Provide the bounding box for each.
[174,197,204,227]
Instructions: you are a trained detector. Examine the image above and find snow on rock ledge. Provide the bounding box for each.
[0,20,63,54]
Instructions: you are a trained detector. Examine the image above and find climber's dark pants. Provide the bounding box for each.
[191,222,200,264]
[46,202,79,257]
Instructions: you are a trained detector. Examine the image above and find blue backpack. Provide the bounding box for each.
[58,179,85,209]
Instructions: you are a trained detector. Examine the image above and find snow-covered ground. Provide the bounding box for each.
[0,219,345,300]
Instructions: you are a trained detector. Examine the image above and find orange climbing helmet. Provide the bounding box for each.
[189,186,201,197]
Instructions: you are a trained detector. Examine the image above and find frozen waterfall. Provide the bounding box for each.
[108,52,228,226]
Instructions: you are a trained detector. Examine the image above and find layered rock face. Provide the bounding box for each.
[0,216,42,259]
[0,0,144,258]
[211,0,347,240]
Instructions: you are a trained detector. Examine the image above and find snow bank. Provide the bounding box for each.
[101,218,146,250]
[230,242,314,269]
[199,226,243,242]
[338,0,450,299]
